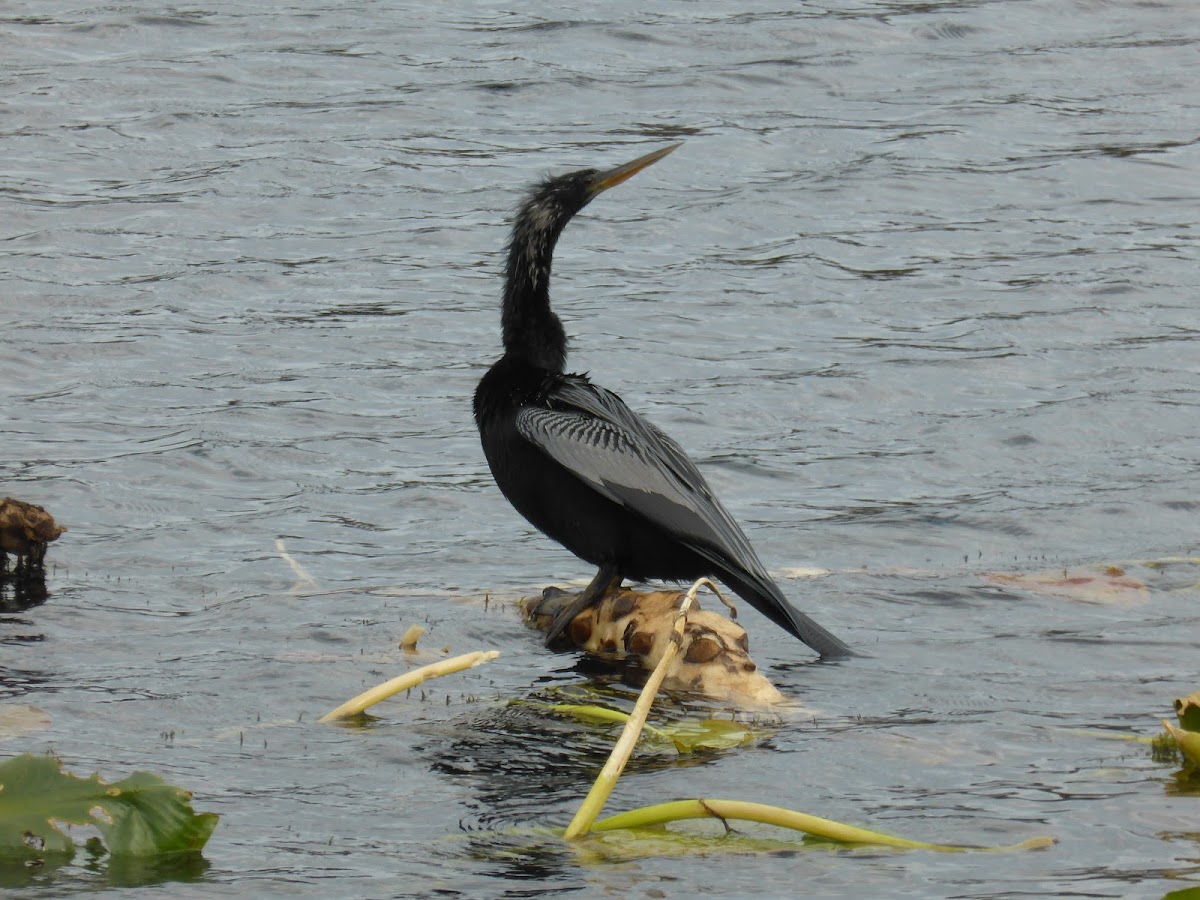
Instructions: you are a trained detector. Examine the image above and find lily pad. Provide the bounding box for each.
[549,704,766,753]
[0,753,218,861]
[659,718,765,753]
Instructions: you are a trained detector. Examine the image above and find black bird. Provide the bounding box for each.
[473,144,852,658]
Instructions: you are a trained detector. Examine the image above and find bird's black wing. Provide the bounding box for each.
[517,375,854,658]
[515,376,767,578]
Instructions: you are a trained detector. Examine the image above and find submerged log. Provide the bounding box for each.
[524,585,786,708]
[0,497,66,579]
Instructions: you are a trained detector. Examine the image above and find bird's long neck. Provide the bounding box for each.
[500,195,571,373]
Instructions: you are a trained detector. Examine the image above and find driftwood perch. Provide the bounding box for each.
[525,585,786,707]
[0,497,66,579]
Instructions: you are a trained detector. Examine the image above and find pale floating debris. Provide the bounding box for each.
[274,539,318,592]
[0,704,52,741]
[774,566,832,580]
[984,565,1149,605]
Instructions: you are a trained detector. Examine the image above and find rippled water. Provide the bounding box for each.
[3,0,1198,896]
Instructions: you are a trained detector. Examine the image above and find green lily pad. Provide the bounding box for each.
[549,704,767,753]
[659,718,765,753]
[0,754,218,861]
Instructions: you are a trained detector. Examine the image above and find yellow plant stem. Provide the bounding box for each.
[319,650,500,723]
[399,624,425,651]
[1065,727,1157,745]
[550,704,670,741]
[562,578,710,840]
[592,799,1055,852]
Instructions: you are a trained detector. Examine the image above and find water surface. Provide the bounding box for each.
[2,1,1198,896]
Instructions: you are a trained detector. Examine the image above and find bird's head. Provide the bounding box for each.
[516,143,681,240]
[501,143,681,371]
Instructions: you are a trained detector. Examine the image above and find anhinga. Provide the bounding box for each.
[473,144,852,658]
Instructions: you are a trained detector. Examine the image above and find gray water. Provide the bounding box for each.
[3,0,1198,896]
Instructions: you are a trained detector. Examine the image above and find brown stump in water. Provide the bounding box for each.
[0,497,66,579]
[525,585,786,708]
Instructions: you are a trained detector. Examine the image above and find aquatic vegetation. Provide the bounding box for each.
[0,754,217,862]
[547,704,766,753]
[590,799,1055,853]
[556,579,1054,852]
[319,650,501,722]
[324,578,1055,855]
[1175,692,1200,733]
[1163,692,1200,770]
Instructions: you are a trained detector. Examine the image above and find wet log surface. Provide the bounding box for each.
[525,585,786,708]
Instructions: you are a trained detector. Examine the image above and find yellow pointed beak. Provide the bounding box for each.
[586,143,681,198]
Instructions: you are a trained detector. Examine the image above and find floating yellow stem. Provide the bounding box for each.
[562,578,710,840]
[554,576,1056,852]
[1064,727,1157,745]
[550,704,670,741]
[399,624,425,651]
[319,650,500,723]
[592,799,1055,852]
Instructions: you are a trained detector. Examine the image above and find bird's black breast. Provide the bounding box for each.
[473,355,555,431]
[474,356,763,581]
[475,360,643,570]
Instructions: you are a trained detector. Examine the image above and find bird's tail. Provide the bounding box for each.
[718,568,854,658]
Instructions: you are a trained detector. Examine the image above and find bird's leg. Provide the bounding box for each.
[544,564,622,647]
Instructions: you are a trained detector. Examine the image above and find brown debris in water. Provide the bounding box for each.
[525,585,786,708]
[0,497,66,578]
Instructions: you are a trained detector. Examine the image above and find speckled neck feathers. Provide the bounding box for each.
[500,175,594,373]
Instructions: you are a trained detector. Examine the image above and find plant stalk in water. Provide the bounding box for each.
[320,650,500,723]
[562,578,705,839]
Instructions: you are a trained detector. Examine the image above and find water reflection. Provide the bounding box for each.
[0,577,49,614]
[0,845,209,892]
